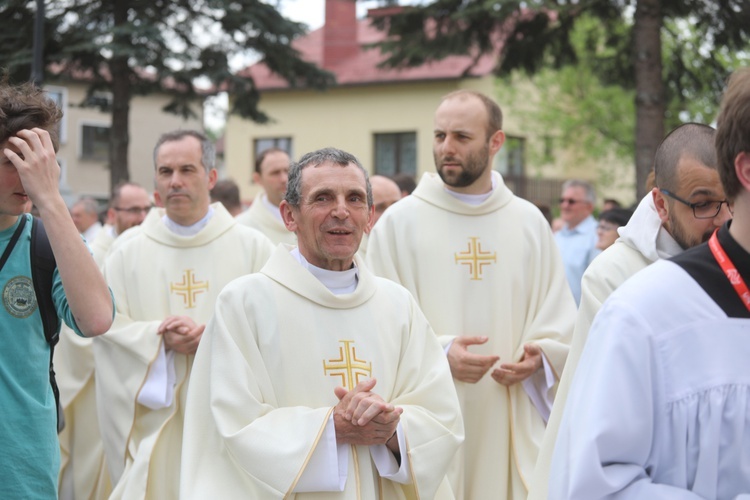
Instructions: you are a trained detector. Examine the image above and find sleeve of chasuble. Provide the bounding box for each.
[94,247,165,483]
[516,222,576,380]
[378,292,464,497]
[201,287,339,497]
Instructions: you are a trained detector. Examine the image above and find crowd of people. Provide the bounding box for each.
[1,67,749,500]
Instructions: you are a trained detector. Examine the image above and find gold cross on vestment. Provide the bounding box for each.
[323,340,372,390]
[170,270,209,309]
[455,237,497,280]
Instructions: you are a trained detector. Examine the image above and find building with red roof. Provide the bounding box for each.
[225,0,634,208]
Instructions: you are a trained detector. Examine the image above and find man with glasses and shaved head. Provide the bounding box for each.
[530,122,733,499]
[555,179,600,304]
[547,69,750,497]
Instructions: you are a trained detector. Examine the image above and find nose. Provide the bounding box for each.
[331,196,349,219]
[714,202,733,226]
[169,171,184,188]
[440,135,456,156]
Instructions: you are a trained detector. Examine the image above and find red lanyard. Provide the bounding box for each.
[708,229,750,312]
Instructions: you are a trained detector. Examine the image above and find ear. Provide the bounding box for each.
[652,186,670,224]
[252,172,261,185]
[489,130,505,157]
[207,168,218,190]
[153,190,164,208]
[735,151,750,191]
[279,200,298,232]
[364,203,375,234]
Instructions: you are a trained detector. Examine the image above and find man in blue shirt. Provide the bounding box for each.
[554,179,600,305]
[0,81,114,499]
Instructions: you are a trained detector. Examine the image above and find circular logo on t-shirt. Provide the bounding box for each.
[3,276,38,318]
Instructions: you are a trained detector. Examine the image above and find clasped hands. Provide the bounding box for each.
[447,336,543,385]
[158,315,204,355]
[333,379,402,455]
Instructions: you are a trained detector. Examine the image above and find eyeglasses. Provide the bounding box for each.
[659,189,730,219]
[113,206,152,215]
[559,198,586,205]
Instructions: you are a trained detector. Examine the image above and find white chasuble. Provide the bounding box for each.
[366,172,576,499]
[236,192,297,246]
[57,226,115,500]
[95,203,273,499]
[180,246,463,499]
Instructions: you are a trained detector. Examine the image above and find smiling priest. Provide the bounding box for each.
[180,148,463,499]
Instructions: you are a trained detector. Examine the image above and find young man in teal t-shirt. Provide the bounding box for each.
[0,82,114,499]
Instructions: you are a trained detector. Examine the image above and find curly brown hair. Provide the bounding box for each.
[0,79,63,151]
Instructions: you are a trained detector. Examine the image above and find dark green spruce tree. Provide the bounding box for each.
[371,0,750,198]
[0,0,334,190]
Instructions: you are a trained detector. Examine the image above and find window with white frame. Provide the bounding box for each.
[44,85,68,144]
[80,123,110,162]
[373,132,417,176]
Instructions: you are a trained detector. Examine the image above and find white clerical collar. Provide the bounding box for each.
[444,171,498,205]
[162,206,214,236]
[290,247,359,295]
[261,193,284,222]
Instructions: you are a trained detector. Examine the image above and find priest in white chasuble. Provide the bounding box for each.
[94,130,273,499]
[57,182,152,500]
[181,148,463,500]
[366,90,576,499]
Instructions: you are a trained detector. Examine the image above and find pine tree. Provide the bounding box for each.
[0,0,334,190]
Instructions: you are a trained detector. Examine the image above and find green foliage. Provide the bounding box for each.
[371,0,750,197]
[0,0,334,121]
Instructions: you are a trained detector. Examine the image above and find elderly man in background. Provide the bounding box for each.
[71,195,103,243]
[554,179,600,304]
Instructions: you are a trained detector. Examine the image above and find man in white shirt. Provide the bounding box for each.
[554,179,600,304]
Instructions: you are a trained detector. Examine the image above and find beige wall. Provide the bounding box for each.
[46,81,204,202]
[225,75,635,207]
[225,78,494,203]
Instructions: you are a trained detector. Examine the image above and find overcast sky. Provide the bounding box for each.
[278,0,403,29]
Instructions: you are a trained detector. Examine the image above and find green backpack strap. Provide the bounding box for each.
[30,216,64,433]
